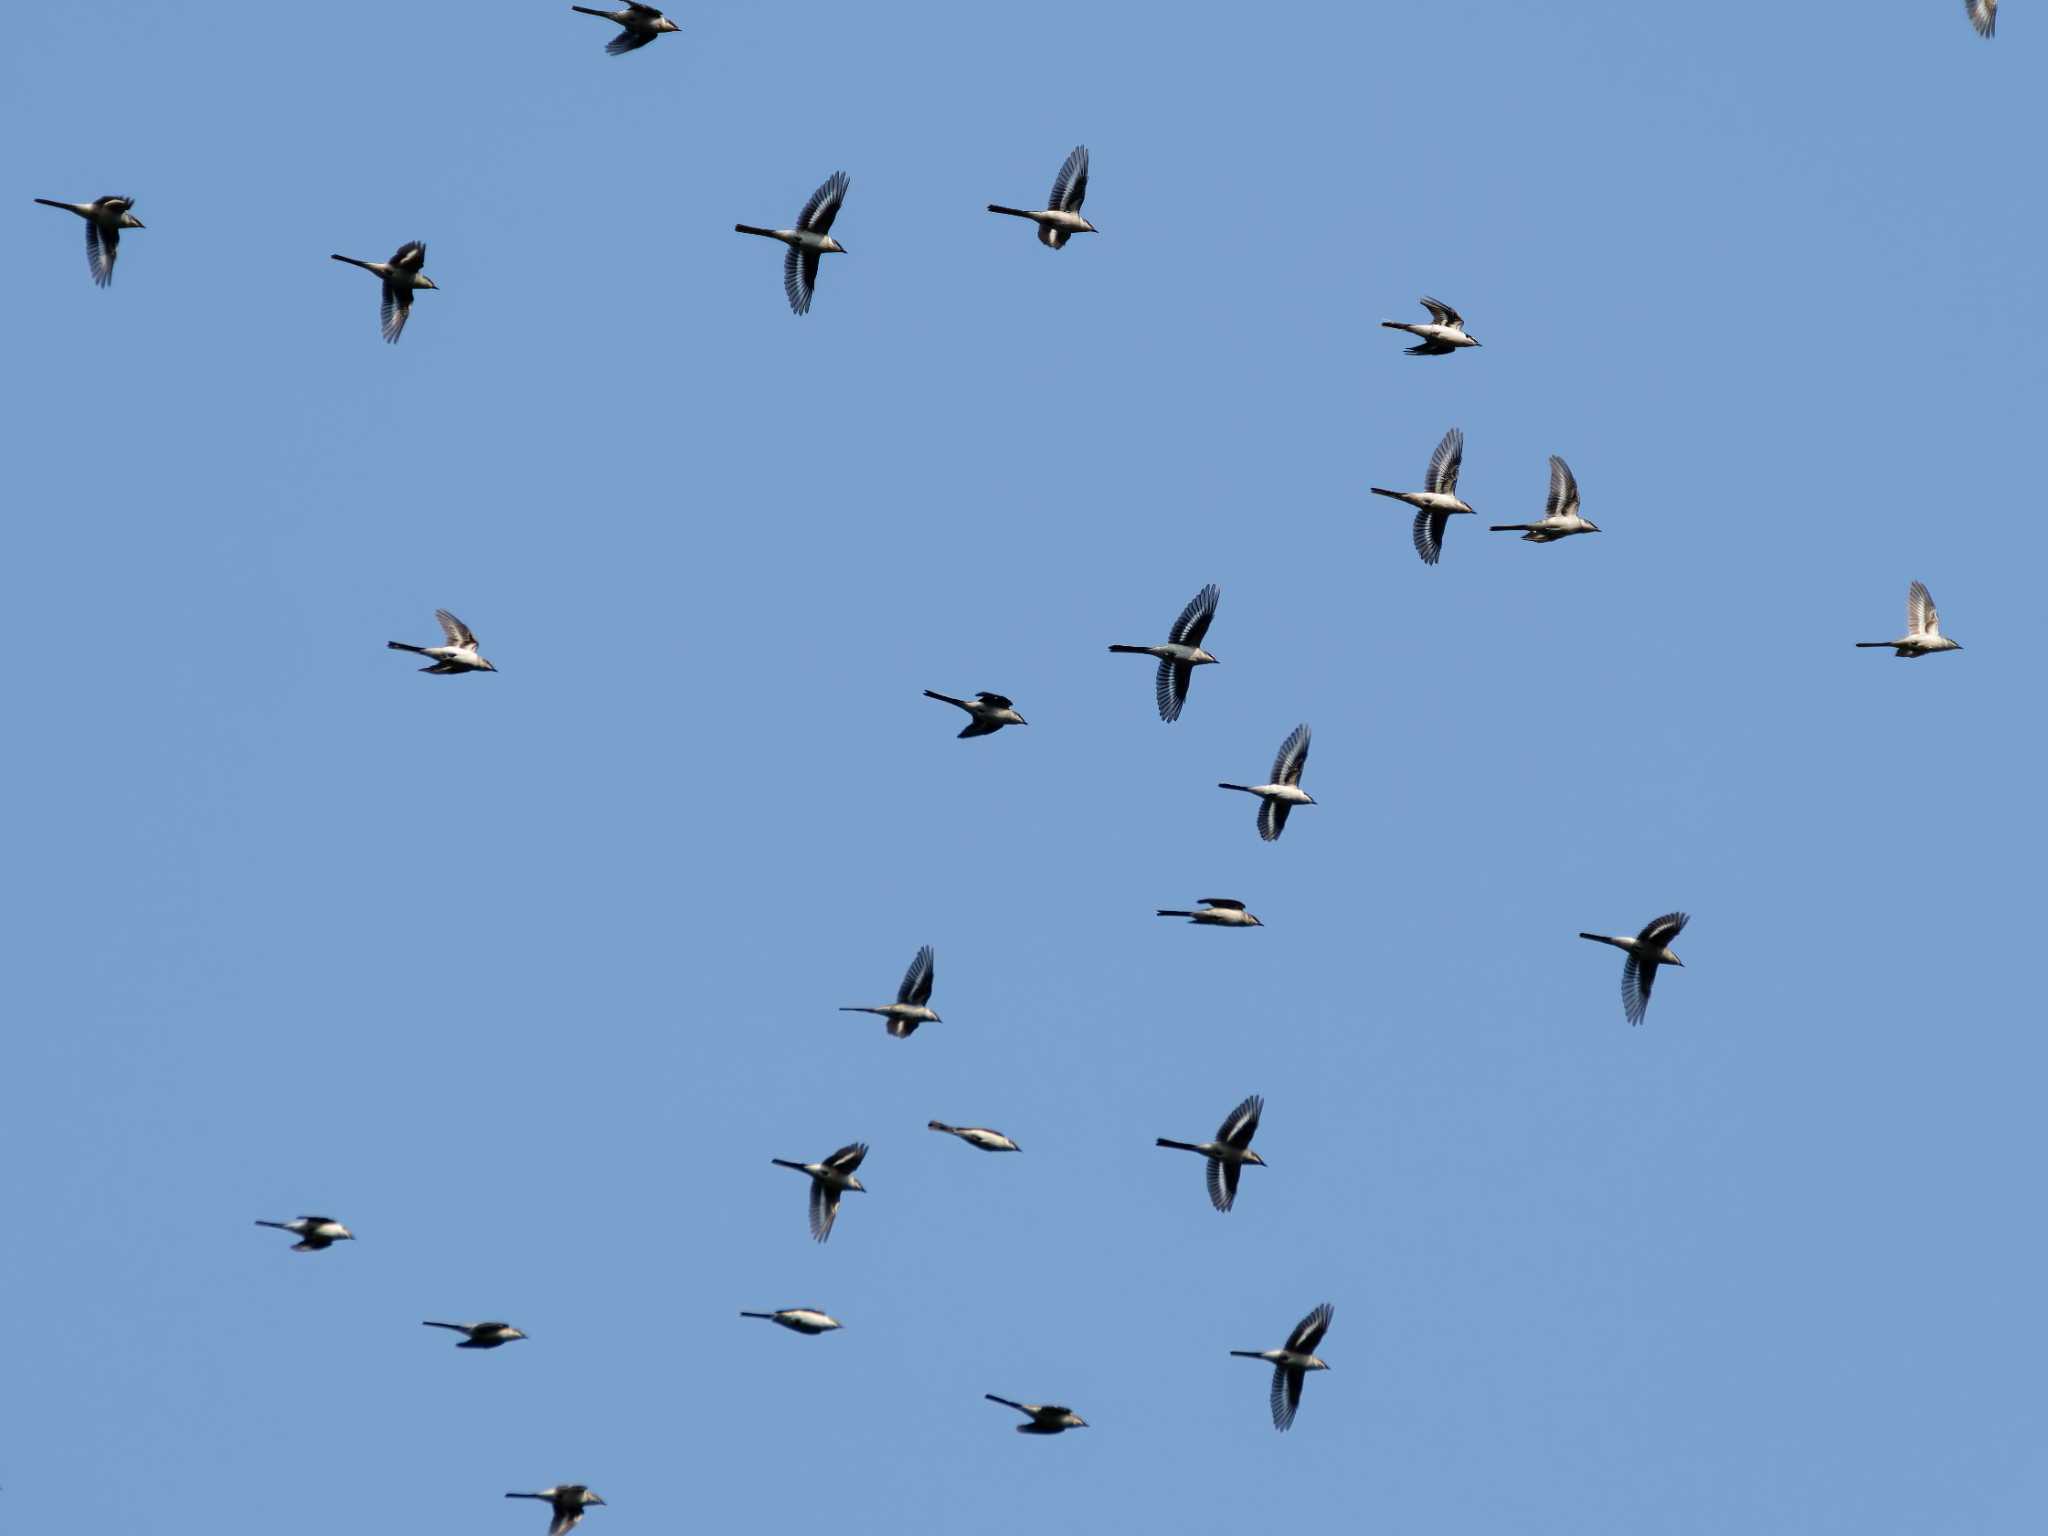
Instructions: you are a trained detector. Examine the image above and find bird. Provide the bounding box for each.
[840,945,939,1038]
[1380,296,1479,355]
[254,1216,354,1252]
[505,1487,604,1536]
[1156,1093,1267,1212]
[1155,898,1261,928]
[987,145,1096,249]
[740,1308,843,1335]
[923,690,1027,737]
[985,1395,1088,1434]
[422,1321,527,1349]
[1107,582,1220,722]
[1219,723,1314,842]
[329,241,436,343]
[387,609,497,674]
[570,3,679,54]
[1856,581,1963,658]
[1490,455,1601,542]
[34,196,143,287]
[1578,911,1689,1025]
[929,1120,1021,1152]
[770,1142,868,1242]
[1371,427,1474,565]
[1965,0,1997,36]
[735,171,850,316]
[1230,1302,1334,1431]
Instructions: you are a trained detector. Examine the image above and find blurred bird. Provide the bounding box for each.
[740,1308,843,1335]
[1491,455,1601,542]
[1108,582,1220,722]
[254,1216,353,1252]
[330,241,436,343]
[1965,0,1996,36]
[929,1120,1020,1152]
[388,609,497,674]
[1155,898,1261,928]
[1380,296,1479,355]
[987,145,1096,248]
[1157,1093,1267,1212]
[422,1321,527,1349]
[1856,580,1962,657]
[1578,911,1689,1025]
[1219,723,1314,842]
[1230,1302,1334,1431]
[34,195,143,287]
[570,3,679,54]
[841,945,939,1038]
[735,171,850,315]
[770,1142,868,1243]
[1371,427,1474,565]
[505,1487,604,1536]
[924,690,1027,737]
[985,1395,1088,1433]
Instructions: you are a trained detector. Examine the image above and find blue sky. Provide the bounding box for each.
[3,3,2043,1532]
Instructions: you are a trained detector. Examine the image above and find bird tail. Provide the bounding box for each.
[1853,642,1892,648]
[1577,932,1624,949]
[1106,644,1152,654]
[739,1311,775,1320]
[839,1007,883,1016]
[928,1121,955,1133]
[733,223,779,238]
[923,689,967,707]
[504,1493,546,1501]
[330,253,375,270]
[421,1321,465,1332]
[1156,910,1196,919]
[387,641,430,654]
[1368,487,1406,501]
[1217,782,1255,794]
[253,1220,289,1230]
[34,198,77,212]
[1488,524,1538,532]
[1378,321,1412,331]
[985,1393,1026,1410]
[1228,1350,1265,1359]
[570,6,610,15]
[1155,1137,1204,1152]
[987,205,1033,218]
[770,1158,807,1171]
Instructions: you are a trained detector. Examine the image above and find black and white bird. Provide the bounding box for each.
[1219,723,1314,842]
[984,1395,1088,1433]
[840,945,939,1038]
[740,1308,843,1335]
[1157,1093,1267,1212]
[422,1321,527,1349]
[1155,898,1261,928]
[330,241,436,343]
[1108,582,1220,722]
[505,1487,605,1536]
[1380,296,1479,355]
[1491,455,1601,542]
[923,690,1027,737]
[570,3,679,54]
[254,1216,354,1252]
[387,609,497,674]
[1230,1302,1334,1432]
[928,1120,1021,1152]
[1965,0,1997,36]
[1371,427,1474,566]
[770,1142,868,1243]
[1578,911,1689,1026]
[735,171,850,316]
[34,195,143,287]
[1856,581,1963,658]
[987,145,1096,249]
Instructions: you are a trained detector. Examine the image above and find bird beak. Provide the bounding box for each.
[930,1014,943,1024]
[1250,916,1262,926]
[1015,717,1028,726]
[1585,522,1601,533]
[1670,956,1685,968]
[131,218,146,229]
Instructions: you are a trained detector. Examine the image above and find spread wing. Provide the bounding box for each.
[1425,426,1464,495]
[784,246,819,315]
[548,1510,583,1536]
[1286,1301,1333,1354]
[380,282,411,343]
[390,241,426,274]
[809,1181,840,1242]
[1199,898,1246,911]
[1271,1365,1303,1431]
[1271,723,1311,786]
[1157,659,1191,722]
[1419,295,1462,327]
[1908,580,1939,638]
[1208,1156,1242,1213]
[824,1141,868,1173]
[435,610,476,647]
[1637,911,1689,949]
[1413,508,1447,566]
[1966,0,1996,38]
[799,170,850,234]
[1217,1093,1263,1147]
[1257,797,1290,842]
[1048,145,1089,212]
[86,221,117,287]
[976,692,1015,708]
[1546,455,1578,519]
[898,945,935,1006]
[1169,582,1220,648]
[1622,954,1653,1025]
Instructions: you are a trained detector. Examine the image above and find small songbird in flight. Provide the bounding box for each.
[254,1216,354,1252]
[928,1120,1021,1153]
[924,690,1028,737]
[422,1321,527,1349]
[1371,427,1474,566]
[985,1395,1089,1433]
[1380,296,1479,355]
[1219,723,1314,842]
[770,1142,869,1243]
[570,4,680,54]
[330,241,436,343]
[1231,1302,1334,1432]
[740,1308,843,1335]
[1856,580,1963,658]
[987,144,1097,249]
[736,171,850,316]
[388,609,497,674]
[505,1487,604,1536]
[1155,898,1261,928]
[34,195,144,287]
[1108,582,1220,722]
[1578,911,1689,1025]
[1965,0,1996,37]
[1157,1093,1267,1212]
[1491,455,1601,542]
[840,945,940,1038]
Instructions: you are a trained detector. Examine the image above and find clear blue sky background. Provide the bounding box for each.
[3,3,2042,1532]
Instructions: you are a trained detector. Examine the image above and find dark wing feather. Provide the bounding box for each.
[1217,1093,1262,1146]
[607,28,655,54]
[1204,1156,1228,1212]
[825,1141,868,1172]
[1169,582,1220,647]
[784,246,817,315]
[1048,145,1089,212]
[1271,1366,1302,1431]
[1637,911,1689,948]
[976,693,1015,708]
[1199,898,1246,911]
[1413,509,1446,565]
[1156,659,1188,723]
[1257,797,1289,842]
[435,610,476,647]
[1271,723,1311,785]
[1420,295,1462,326]
[798,170,850,234]
[86,222,116,287]
[898,945,935,1006]
[1426,426,1465,495]
[390,241,426,273]
[1546,455,1578,519]
[380,282,411,343]
[1622,955,1652,1025]
[809,1181,838,1241]
[1287,1302,1333,1354]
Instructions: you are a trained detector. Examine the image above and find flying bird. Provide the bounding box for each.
[422,1321,527,1349]
[254,1216,354,1252]
[1219,723,1314,842]
[570,3,679,53]
[34,195,143,287]
[929,1120,1021,1152]
[1965,0,1997,36]
[1155,898,1261,928]
[1380,296,1479,355]
[840,945,939,1037]
[924,690,1027,737]
[740,1308,843,1335]
[330,241,436,343]
[1578,911,1689,1025]
[735,171,850,316]
[1230,1302,1334,1432]
[1108,582,1220,722]
[1371,427,1474,566]
[985,1395,1088,1433]
[770,1142,868,1243]
[1157,1093,1267,1212]
[1490,455,1600,542]
[388,609,497,674]
[1856,581,1963,657]
[505,1487,604,1536]
[987,144,1096,248]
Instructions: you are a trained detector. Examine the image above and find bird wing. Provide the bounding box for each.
[809,1181,839,1241]
[1413,508,1447,566]
[390,241,426,273]
[1257,796,1290,842]
[1271,723,1311,786]
[1157,659,1190,722]
[606,26,656,54]
[435,610,477,647]
[1200,899,1247,912]
[898,945,935,1006]
[1622,954,1653,1025]
[1271,1365,1303,1431]
[85,221,116,287]
[1966,0,1996,38]
[548,1509,583,1536]
[957,717,1001,738]
[977,693,1015,708]
[1287,1301,1334,1353]
[1048,144,1089,212]
[380,282,411,343]
[1420,295,1462,326]
[825,1141,868,1172]
[623,2,664,15]
[1207,1156,1239,1213]
[1637,911,1689,948]
[1426,426,1465,495]
[1217,1092,1263,1146]
[1908,580,1939,638]
[784,246,819,315]
[799,170,850,234]
[1169,582,1221,647]
[1546,455,1578,519]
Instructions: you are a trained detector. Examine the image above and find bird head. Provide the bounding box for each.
[1582,520,1602,533]
[503,1327,528,1341]
[1307,1355,1331,1372]
[1079,219,1099,235]
[1666,952,1685,968]
[847,1176,867,1194]
[1246,1150,1268,1167]
[656,14,681,30]
[419,275,439,291]
[822,237,847,255]
[1071,1415,1090,1428]
[1193,648,1219,665]
[1302,794,1317,806]
[1248,913,1262,926]
[335,1226,357,1241]
[123,211,146,229]
[927,1012,943,1025]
